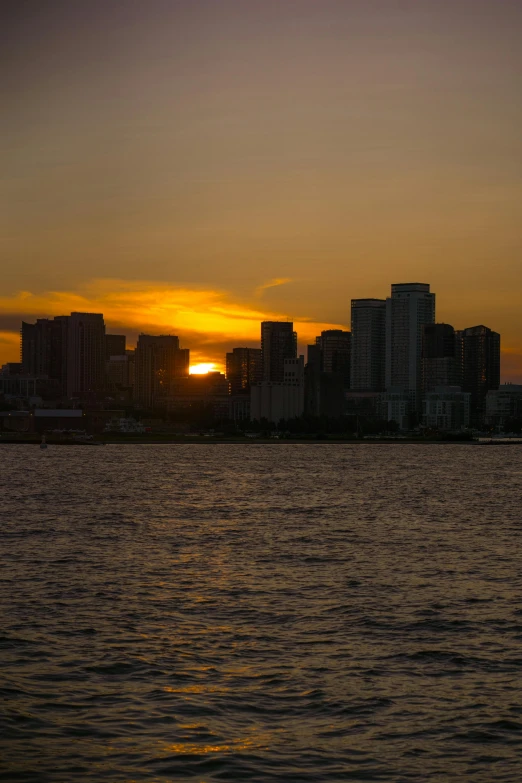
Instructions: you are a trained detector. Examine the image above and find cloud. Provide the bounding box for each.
[255,278,293,297]
[0,279,346,368]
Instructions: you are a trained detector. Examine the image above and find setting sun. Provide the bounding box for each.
[189,363,218,375]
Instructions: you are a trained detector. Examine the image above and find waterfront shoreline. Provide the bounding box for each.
[2,437,515,446]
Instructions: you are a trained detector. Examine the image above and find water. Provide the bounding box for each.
[1,443,522,782]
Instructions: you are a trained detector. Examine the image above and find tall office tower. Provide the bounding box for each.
[21,318,53,375]
[458,325,500,427]
[50,316,70,396]
[66,312,106,397]
[350,299,386,391]
[105,334,126,359]
[135,334,189,408]
[422,323,460,392]
[21,316,69,395]
[225,347,262,395]
[316,330,351,388]
[261,321,297,382]
[385,283,436,412]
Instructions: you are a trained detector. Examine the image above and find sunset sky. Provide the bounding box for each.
[2,0,521,378]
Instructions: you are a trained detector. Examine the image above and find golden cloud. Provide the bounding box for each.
[0,279,347,369]
[255,277,293,297]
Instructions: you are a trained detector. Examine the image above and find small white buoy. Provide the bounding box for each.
[40,434,48,450]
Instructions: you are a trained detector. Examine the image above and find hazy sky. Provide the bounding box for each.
[2,0,521,376]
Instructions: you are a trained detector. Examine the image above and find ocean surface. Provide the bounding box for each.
[1,443,522,782]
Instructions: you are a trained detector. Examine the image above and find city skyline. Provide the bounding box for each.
[0,277,518,382]
[2,0,522,381]
[6,283,507,432]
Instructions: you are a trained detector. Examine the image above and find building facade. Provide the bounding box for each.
[485,384,522,430]
[135,334,189,409]
[422,386,470,431]
[251,356,304,423]
[66,312,106,397]
[315,330,351,388]
[168,372,230,419]
[21,315,74,397]
[385,283,436,413]
[422,323,460,392]
[350,298,386,391]
[225,347,262,395]
[106,351,135,392]
[261,321,297,382]
[458,325,501,427]
[379,389,412,430]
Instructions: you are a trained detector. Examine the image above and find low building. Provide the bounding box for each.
[251,357,304,424]
[33,409,84,433]
[379,389,412,430]
[485,384,522,429]
[229,394,251,422]
[104,417,145,433]
[422,386,470,431]
[106,351,135,394]
[168,373,230,418]
[345,391,381,418]
[0,373,61,400]
[0,411,35,433]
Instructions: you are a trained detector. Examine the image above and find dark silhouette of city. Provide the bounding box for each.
[1,282,519,442]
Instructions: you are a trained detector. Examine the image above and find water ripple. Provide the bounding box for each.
[1,443,521,782]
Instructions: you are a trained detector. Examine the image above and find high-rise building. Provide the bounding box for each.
[422,323,460,392]
[225,347,262,395]
[105,334,126,359]
[21,316,69,396]
[458,325,500,427]
[316,330,351,388]
[50,316,69,396]
[350,299,386,391]
[385,283,436,412]
[261,321,297,382]
[66,312,106,397]
[305,332,349,417]
[135,334,189,409]
[21,318,53,376]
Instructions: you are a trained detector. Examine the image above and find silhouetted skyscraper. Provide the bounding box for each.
[66,312,106,396]
[226,347,262,395]
[316,330,351,388]
[50,316,69,396]
[458,325,500,426]
[385,283,436,412]
[350,299,386,391]
[21,316,69,396]
[21,319,53,376]
[422,323,460,392]
[261,321,297,382]
[135,334,189,409]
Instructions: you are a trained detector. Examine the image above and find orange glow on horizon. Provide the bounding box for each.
[0,278,348,367]
[189,363,219,375]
